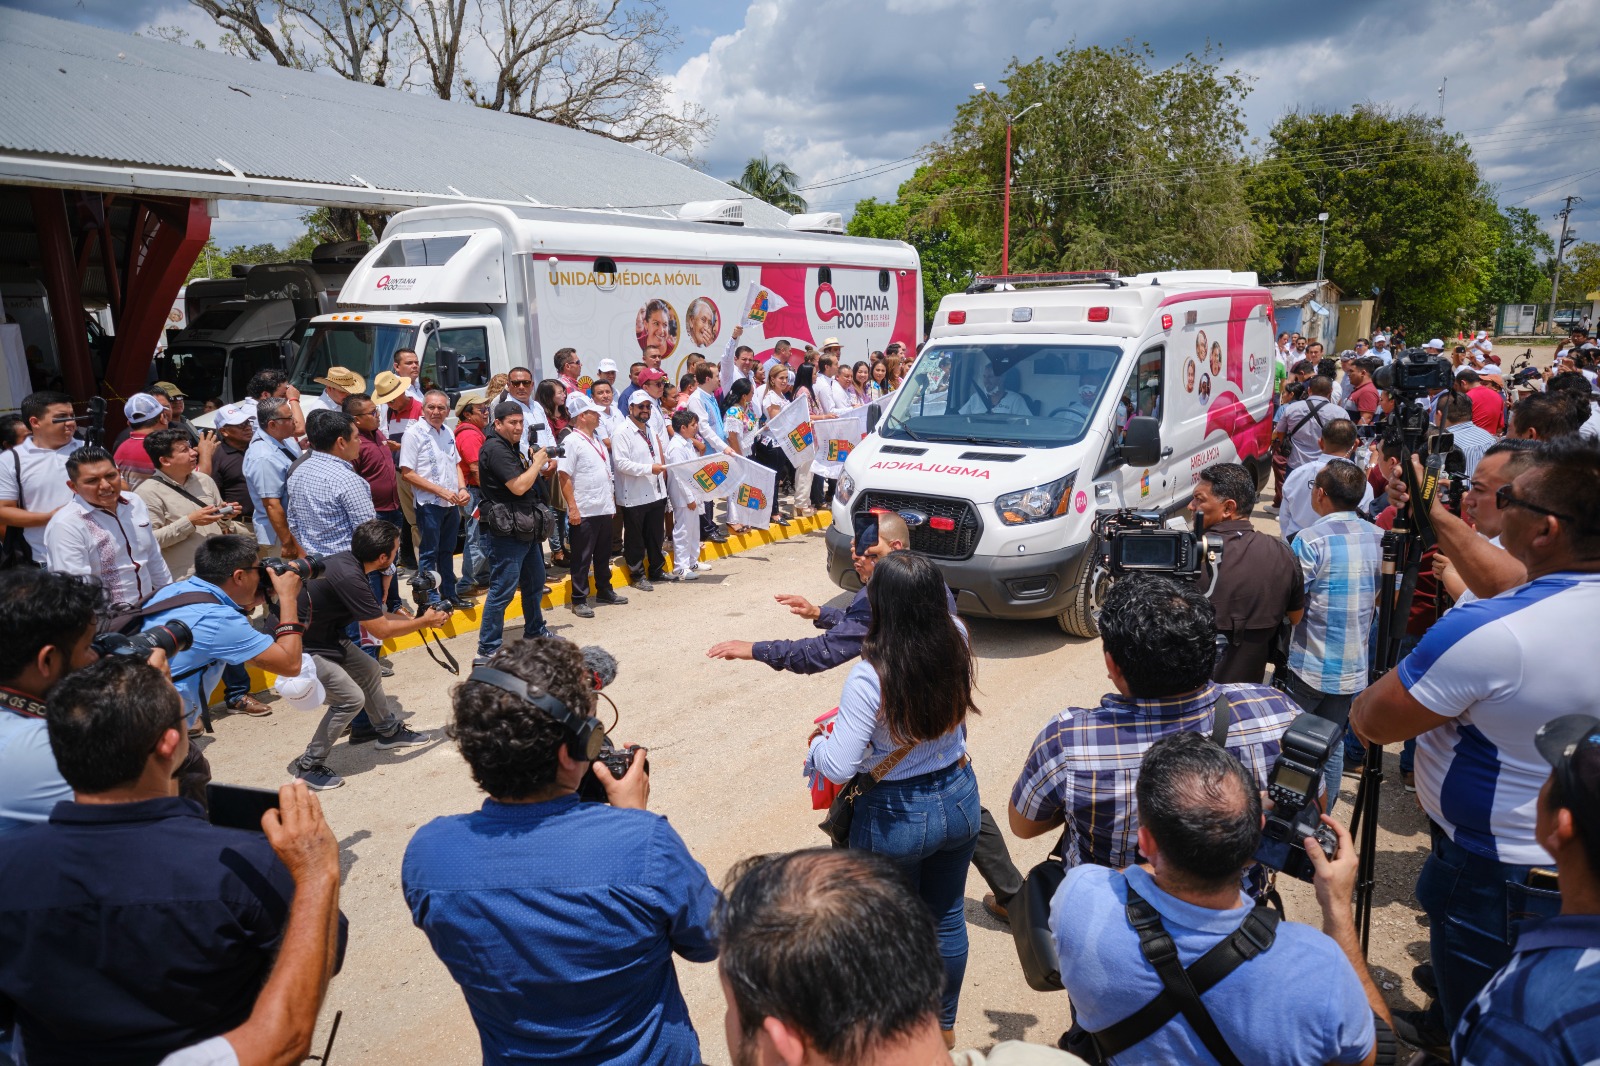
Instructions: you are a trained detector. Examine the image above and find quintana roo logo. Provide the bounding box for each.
[736,484,767,509]
[693,462,730,492]
[814,282,840,322]
[789,422,815,450]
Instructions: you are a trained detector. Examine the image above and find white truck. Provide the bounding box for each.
[285,201,922,398]
[827,270,1279,637]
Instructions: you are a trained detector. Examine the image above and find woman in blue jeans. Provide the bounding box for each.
[805,550,981,1047]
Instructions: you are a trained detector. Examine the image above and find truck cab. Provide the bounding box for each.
[826,270,1276,637]
[287,310,503,400]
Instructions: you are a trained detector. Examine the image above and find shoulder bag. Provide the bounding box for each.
[149,473,247,538]
[1010,693,1235,992]
[480,437,554,543]
[818,741,916,848]
[1,449,35,569]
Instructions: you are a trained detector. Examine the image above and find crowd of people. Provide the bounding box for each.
[0,324,1597,1065]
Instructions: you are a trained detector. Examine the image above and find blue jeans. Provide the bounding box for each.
[1415,823,1562,1032]
[375,510,405,609]
[414,502,459,603]
[479,533,548,657]
[1283,672,1355,811]
[461,487,488,586]
[221,662,251,703]
[850,758,980,1029]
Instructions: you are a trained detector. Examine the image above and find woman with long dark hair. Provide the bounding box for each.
[805,550,981,1045]
[535,378,570,565]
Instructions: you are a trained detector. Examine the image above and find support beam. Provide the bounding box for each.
[28,187,96,401]
[103,196,209,419]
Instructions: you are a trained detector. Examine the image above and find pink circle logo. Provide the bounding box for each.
[1073,491,1088,514]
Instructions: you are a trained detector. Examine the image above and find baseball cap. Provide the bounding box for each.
[215,402,253,427]
[1373,334,1389,344]
[153,380,186,398]
[455,391,487,415]
[1479,363,1505,377]
[597,358,618,373]
[1536,714,1600,818]
[124,393,165,423]
[566,391,599,418]
[627,390,653,408]
[638,368,667,384]
[1425,339,1444,350]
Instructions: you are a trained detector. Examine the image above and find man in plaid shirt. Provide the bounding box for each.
[1009,574,1299,870]
[1284,459,1384,806]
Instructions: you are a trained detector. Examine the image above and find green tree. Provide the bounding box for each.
[1555,241,1600,305]
[913,42,1255,276]
[850,166,984,324]
[1248,106,1497,334]
[1482,206,1555,308]
[729,155,807,214]
[186,239,290,281]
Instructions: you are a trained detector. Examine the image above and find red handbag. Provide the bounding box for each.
[809,708,844,810]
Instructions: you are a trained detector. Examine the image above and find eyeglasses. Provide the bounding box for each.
[1495,484,1577,524]
[50,414,79,424]
[266,416,293,425]
[509,379,533,388]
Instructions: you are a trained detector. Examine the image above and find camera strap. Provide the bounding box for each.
[1086,882,1279,1064]
[1209,691,1232,747]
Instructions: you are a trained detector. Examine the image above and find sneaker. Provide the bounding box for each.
[287,759,345,790]
[572,600,595,618]
[649,570,679,583]
[1403,771,1416,793]
[691,560,712,572]
[374,725,431,750]
[596,592,629,606]
[379,660,395,678]
[633,577,655,592]
[676,569,698,582]
[347,727,381,744]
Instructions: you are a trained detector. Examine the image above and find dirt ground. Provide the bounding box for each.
[200,520,1438,1063]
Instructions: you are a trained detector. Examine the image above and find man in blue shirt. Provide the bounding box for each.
[0,569,101,836]
[1055,732,1386,1065]
[0,656,343,1064]
[243,395,303,558]
[1452,713,1600,1064]
[145,535,307,732]
[402,636,718,1066]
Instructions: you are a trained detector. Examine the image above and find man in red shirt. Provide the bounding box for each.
[111,393,169,488]
[1344,358,1381,425]
[342,394,402,611]
[454,395,491,593]
[1456,368,1506,435]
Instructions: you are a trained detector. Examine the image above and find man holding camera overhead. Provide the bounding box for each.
[286,519,438,791]
[142,535,306,735]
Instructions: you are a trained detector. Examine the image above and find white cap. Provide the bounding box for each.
[1373,334,1388,344]
[566,391,599,418]
[1425,338,1444,350]
[596,358,618,373]
[1455,365,1478,377]
[123,393,164,423]
[215,402,253,427]
[1479,362,1505,377]
[1476,330,1489,339]
[273,654,325,712]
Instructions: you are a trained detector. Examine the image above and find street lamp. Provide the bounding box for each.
[1315,211,1330,290]
[975,83,1042,276]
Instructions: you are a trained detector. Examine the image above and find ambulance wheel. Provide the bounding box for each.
[1057,537,1110,638]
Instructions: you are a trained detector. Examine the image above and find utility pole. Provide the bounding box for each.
[1437,78,1446,121]
[1548,195,1582,333]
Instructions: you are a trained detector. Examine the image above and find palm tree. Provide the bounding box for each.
[729,155,808,214]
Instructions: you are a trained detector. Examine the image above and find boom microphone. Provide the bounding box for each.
[581,646,618,690]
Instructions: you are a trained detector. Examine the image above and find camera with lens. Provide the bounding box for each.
[1254,714,1340,882]
[577,736,649,803]
[544,442,566,459]
[1373,347,1454,396]
[409,569,453,614]
[91,619,194,662]
[1092,509,1218,580]
[257,554,325,599]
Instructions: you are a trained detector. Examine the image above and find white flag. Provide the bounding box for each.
[726,455,778,528]
[720,282,790,382]
[810,408,869,478]
[664,453,737,506]
[765,396,816,465]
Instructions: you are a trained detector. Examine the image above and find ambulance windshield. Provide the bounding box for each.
[879,342,1124,448]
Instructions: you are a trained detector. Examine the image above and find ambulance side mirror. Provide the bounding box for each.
[865,405,881,434]
[1121,416,1161,467]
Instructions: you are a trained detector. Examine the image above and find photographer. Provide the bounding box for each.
[1190,462,1304,683]
[1352,437,1600,1044]
[1396,439,1538,604]
[0,657,342,1064]
[143,535,305,733]
[1010,575,1300,872]
[287,519,436,790]
[402,637,718,1066]
[1055,732,1387,1065]
[0,569,101,834]
[475,403,553,667]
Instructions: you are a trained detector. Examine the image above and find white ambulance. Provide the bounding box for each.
[827,270,1278,637]
[283,201,921,396]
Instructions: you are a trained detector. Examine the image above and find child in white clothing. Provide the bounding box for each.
[665,409,708,580]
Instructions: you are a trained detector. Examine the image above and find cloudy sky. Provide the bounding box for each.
[7,0,1599,255]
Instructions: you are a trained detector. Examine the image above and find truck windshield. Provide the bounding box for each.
[292,322,418,394]
[880,341,1125,448]
[158,342,282,406]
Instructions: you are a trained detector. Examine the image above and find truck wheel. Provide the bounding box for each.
[1057,538,1110,638]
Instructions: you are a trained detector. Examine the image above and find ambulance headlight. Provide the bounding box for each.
[995,472,1076,525]
[835,471,856,505]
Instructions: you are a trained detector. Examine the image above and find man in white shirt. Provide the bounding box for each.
[383,350,427,567]
[958,361,1032,416]
[306,366,365,415]
[1438,393,1497,476]
[591,380,624,449]
[44,446,172,605]
[1370,334,1393,364]
[399,390,472,611]
[611,392,673,590]
[1272,374,1339,473]
[814,345,849,414]
[1280,418,1373,541]
[557,392,627,619]
[0,390,83,567]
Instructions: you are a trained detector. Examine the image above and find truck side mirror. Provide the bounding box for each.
[437,347,462,391]
[277,319,307,369]
[1121,416,1161,467]
[865,404,881,434]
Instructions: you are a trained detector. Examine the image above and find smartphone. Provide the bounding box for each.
[206,783,280,832]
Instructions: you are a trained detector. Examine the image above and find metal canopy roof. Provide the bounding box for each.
[0,8,789,226]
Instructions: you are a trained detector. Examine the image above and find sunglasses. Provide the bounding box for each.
[1495,485,1577,525]
[509,380,533,388]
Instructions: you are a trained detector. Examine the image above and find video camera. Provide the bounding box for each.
[257,554,325,599]
[1372,347,1453,395]
[1254,714,1340,882]
[572,645,652,803]
[91,619,193,662]
[1092,509,1220,582]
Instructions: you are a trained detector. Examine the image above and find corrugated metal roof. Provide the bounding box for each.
[0,8,789,226]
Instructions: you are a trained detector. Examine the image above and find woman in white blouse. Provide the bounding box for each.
[756,365,815,518]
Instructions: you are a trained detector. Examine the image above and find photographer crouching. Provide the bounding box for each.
[402,637,719,1066]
